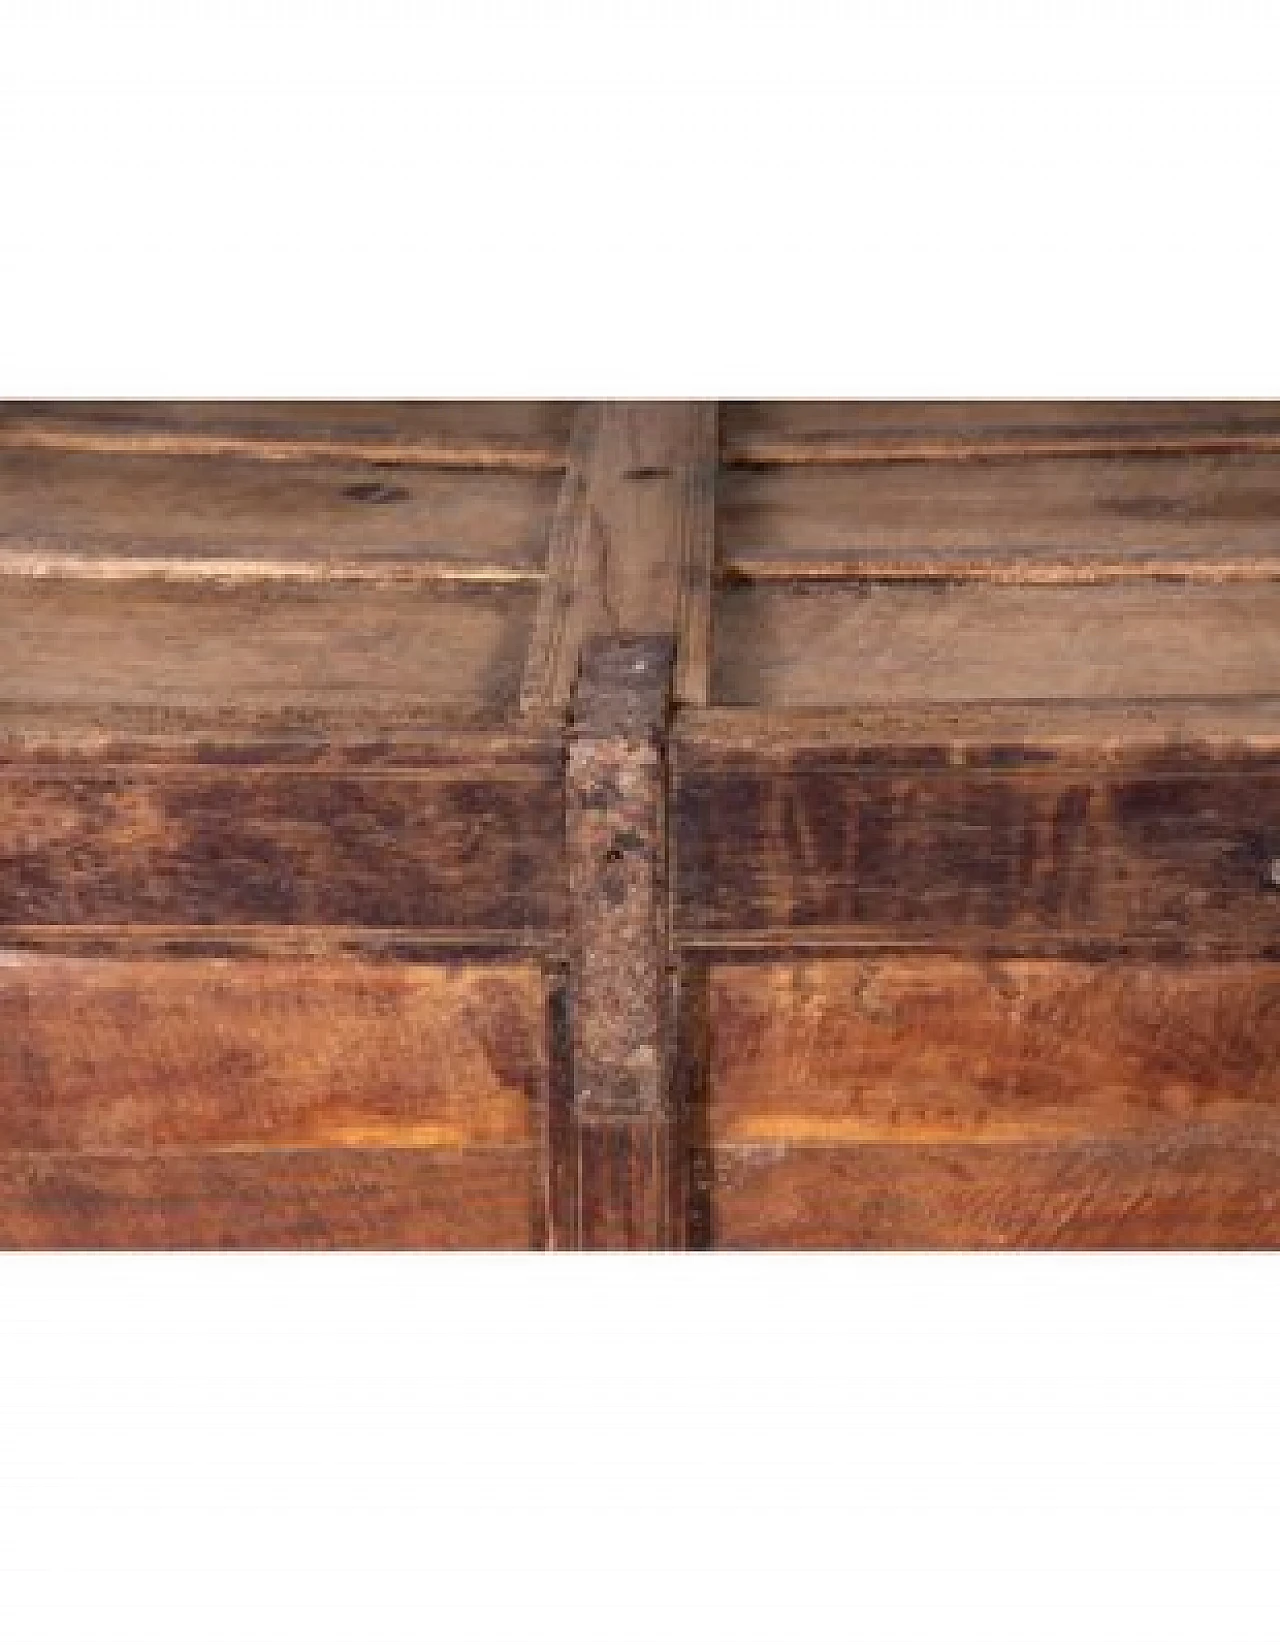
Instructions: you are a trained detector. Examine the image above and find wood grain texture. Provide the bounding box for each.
[520,403,717,712]
[719,452,1280,582]
[674,744,1280,944]
[711,1141,1280,1248]
[713,584,1280,707]
[0,958,541,1151]
[722,401,1280,465]
[0,578,537,721]
[0,757,563,931]
[564,638,675,1247]
[0,1147,535,1248]
[710,960,1280,1146]
[0,402,573,470]
[0,450,559,582]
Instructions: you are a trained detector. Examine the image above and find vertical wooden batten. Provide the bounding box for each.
[564,636,675,1248]
[524,402,719,1247]
[520,401,719,717]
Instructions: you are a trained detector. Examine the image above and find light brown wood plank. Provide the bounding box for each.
[712,1141,1280,1248]
[520,402,717,712]
[710,959,1280,1146]
[0,402,572,471]
[0,578,536,719]
[713,584,1280,707]
[0,1147,535,1248]
[721,451,1280,581]
[0,958,541,1152]
[723,401,1280,466]
[0,448,558,581]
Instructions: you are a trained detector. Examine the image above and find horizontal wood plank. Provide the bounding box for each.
[722,401,1280,466]
[712,1141,1280,1248]
[0,402,572,471]
[0,578,537,721]
[0,959,541,1151]
[0,1147,535,1247]
[0,758,563,931]
[712,585,1280,707]
[720,451,1280,581]
[0,449,558,581]
[675,744,1280,943]
[710,959,1280,1146]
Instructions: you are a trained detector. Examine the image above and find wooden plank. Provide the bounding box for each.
[520,402,717,713]
[0,1147,535,1248]
[674,742,1280,944]
[0,756,563,932]
[720,451,1280,581]
[0,449,557,581]
[711,1142,1280,1248]
[0,958,541,1151]
[709,959,1280,1146]
[722,401,1280,466]
[0,578,537,720]
[712,585,1280,707]
[0,402,572,471]
[564,637,676,1248]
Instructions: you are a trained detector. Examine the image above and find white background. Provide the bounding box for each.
[2,4,1280,1648]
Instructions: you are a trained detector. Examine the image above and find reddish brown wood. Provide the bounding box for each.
[711,1142,1280,1249]
[0,958,542,1152]
[0,1147,536,1248]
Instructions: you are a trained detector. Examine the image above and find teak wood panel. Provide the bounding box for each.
[720,454,1280,582]
[712,584,1280,707]
[0,958,540,1151]
[0,450,560,581]
[711,1143,1280,1249]
[708,960,1280,1247]
[0,579,541,722]
[674,746,1280,945]
[0,1148,537,1249]
[0,756,563,932]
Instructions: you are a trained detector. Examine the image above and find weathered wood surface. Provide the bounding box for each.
[712,584,1280,707]
[0,402,573,470]
[521,402,716,712]
[0,958,540,1150]
[711,1142,1280,1248]
[0,578,539,723]
[709,960,1280,1146]
[562,637,676,1248]
[0,755,563,932]
[720,453,1280,582]
[2,398,1279,1249]
[0,450,559,582]
[0,1147,536,1248]
[722,401,1280,465]
[675,744,1280,945]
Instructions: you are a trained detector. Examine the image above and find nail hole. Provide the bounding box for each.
[342,481,411,505]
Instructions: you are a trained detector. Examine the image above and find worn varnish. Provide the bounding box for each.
[3,399,1280,1247]
[0,959,540,1150]
[0,1149,537,1249]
